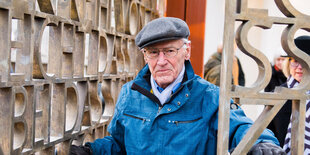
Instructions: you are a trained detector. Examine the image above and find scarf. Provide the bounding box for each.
[151,65,185,105]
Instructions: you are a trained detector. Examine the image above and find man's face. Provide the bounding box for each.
[143,39,191,88]
[275,57,285,70]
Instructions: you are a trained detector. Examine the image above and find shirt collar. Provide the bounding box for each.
[151,65,185,105]
[152,65,185,94]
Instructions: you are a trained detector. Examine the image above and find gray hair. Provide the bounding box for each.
[182,38,191,49]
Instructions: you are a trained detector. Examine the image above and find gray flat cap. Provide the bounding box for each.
[135,17,190,49]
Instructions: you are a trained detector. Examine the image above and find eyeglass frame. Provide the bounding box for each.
[289,58,302,68]
[141,43,187,59]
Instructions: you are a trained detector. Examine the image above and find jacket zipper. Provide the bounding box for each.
[164,85,185,104]
[172,117,202,126]
[124,113,150,123]
[157,106,162,114]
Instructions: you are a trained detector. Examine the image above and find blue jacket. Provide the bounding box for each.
[87,61,279,155]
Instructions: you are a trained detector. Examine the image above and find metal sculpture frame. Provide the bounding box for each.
[0,0,162,154]
[218,0,310,155]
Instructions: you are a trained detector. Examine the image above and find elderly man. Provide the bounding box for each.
[70,17,284,155]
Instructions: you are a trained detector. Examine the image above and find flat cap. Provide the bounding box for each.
[135,17,190,49]
[295,35,310,56]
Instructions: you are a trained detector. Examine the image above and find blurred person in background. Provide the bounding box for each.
[282,35,310,154]
[264,52,287,92]
[204,44,245,87]
[265,51,288,147]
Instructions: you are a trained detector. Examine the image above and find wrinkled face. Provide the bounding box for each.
[143,39,191,88]
[275,57,285,70]
[289,58,303,82]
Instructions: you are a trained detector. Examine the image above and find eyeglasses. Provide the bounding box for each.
[143,43,186,59]
[290,60,301,68]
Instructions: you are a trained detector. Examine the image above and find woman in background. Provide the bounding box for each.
[282,35,310,154]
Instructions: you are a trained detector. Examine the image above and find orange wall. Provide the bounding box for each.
[166,0,206,77]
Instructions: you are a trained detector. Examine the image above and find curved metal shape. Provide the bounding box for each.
[65,83,79,133]
[98,34,108,73]
[275,0,310,18]
[88,80,103,125]
[235,20,272,93]
[129,1,139,35]
[33,16,59,79]
[0,0,162,153]
[122,37,131,73]
[220,0,310,155]
[281,24,310,90]
[101,79,115,117]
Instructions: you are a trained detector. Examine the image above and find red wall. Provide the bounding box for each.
[166,0,206,77]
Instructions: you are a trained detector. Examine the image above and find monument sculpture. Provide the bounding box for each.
[0,0,163,154]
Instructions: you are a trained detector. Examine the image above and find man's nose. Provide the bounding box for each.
[157,51,167,63]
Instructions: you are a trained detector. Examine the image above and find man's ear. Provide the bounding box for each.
[185,43,191,60]
[141,50,148,63]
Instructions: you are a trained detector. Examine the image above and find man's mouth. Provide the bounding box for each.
[156,69,172,75]
[157,69,169,72]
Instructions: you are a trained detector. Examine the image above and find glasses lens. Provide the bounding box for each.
[163,48,178,57]
[144,44,184,59]
[145,48,159,58]
[290,61,300,68]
